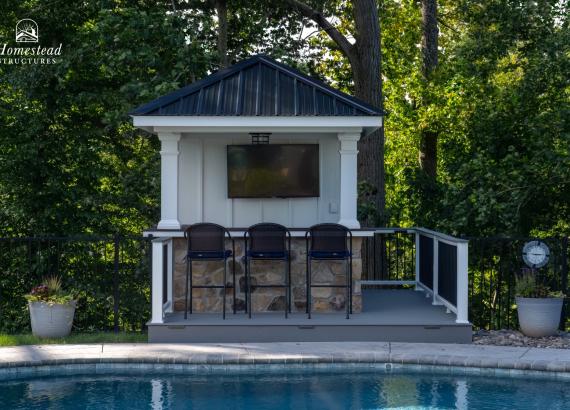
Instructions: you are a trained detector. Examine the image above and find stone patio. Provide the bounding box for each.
[1,342,570,377]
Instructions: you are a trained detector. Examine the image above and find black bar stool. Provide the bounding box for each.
[306,223,353,319]
[184,223,236,320]
[244,223,291,319]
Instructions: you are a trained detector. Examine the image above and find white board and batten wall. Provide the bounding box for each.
[179,132,341,228]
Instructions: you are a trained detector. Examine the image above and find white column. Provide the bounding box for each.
[157,132,181,230]
[151,238,167,324]
[337,132,361,229]
[455,241,470,323]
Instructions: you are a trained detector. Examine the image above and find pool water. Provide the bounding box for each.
[1,370,568,409]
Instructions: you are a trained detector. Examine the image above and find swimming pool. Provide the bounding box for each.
[1,368,569,410]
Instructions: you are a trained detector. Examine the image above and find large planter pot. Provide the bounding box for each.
[516,296,563,337]
[29,301,76,338]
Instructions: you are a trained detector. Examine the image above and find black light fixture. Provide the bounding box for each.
[250,133,271,144]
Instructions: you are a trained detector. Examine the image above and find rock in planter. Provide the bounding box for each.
[516,296,563,337]
[29,301,76,338]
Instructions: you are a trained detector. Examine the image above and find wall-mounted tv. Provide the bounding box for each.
[227,144,319,198]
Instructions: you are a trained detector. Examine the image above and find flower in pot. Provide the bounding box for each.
[25,276,77,338]
[515,269,564,337]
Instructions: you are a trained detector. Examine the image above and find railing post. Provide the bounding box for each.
[113,235,120,333]
[151,238,166,324]
[163,239,174,313]
[432,237,440,305]
[456,241,469,324]
[560,236,568,330]
[414,232,420,291]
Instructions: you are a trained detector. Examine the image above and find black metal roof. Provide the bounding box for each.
[130,55,383,117]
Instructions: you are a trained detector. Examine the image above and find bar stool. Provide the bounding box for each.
[244,223,291,319]
[306,223,353,319]
[184,223,235,320]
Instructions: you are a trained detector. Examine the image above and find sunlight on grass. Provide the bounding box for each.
[0,332,147,346]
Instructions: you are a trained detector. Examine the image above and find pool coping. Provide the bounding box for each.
[1,342,569,379]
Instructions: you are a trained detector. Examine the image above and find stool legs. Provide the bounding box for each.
[345,258,349,320]
[307,257,312,319]
[223,258,227,320]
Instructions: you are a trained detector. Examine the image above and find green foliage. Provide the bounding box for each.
[0,2,212,236]
[306,0,569,236]
[0,332,147,346]
[0,236,151,334]
[515,269,564,298]
[24,275,74,305]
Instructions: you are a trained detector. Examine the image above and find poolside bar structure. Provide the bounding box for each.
[131,55,472,343]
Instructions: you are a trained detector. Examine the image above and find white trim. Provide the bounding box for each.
[337,132,361,229]
[157,132,181,230]
[143,230,376,238]
[132,115,381,135]
[455,241,470,324]
[151,238,170,324]
[360,280,416,286]
[166,239,173,313]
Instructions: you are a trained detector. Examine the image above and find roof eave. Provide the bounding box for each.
[131,115,382,136]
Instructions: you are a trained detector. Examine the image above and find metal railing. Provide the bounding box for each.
[361,228,469,324]
[362,231,569,330]
[468,236,569,330]
[0,235,151,334]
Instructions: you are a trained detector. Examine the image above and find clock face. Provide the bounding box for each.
[522,241,550,268]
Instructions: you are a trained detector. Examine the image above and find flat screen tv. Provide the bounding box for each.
[227,144,319,198]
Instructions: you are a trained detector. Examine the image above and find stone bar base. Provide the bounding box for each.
[172,238,362,314]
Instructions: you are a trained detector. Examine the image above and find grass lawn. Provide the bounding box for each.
[0,332,147,346]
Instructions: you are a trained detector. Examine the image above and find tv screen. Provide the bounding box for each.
[227,144,319,198]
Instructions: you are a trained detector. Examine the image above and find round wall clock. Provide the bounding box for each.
[522,241,550,268]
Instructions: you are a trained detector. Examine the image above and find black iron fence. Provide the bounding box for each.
[0,236,151,334]
[0,233,568,334]
[362,232,569,330]
[468,236,569,330]
[362,229,416,282]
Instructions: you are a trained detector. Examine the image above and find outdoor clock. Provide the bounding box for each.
[522,241,550,268]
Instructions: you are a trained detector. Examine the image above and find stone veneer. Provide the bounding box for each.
[172,237,362,314]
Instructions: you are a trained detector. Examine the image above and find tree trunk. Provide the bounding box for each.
[352,0,384,226]
[215,0,229,68]
[419,0,439,178]
[283,0,384,226]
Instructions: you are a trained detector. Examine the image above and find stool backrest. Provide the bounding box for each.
[307,223,351,252]
[246,223,289,252]
[185,223,228,252]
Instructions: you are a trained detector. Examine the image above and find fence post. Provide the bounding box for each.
[456,241,470,324]
[432,237,440,305]
[561,237,568,330]
[113,235,120,334]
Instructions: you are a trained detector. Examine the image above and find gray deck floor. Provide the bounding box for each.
[162,289,460,326]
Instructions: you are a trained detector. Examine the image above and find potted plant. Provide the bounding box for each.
[515,269,564,337]
[25,276,77,338]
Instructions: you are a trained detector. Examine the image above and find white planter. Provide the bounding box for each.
[516,296,563,337]
[29,301,76,338]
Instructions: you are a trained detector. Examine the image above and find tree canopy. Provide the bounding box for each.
[0,0,568,237]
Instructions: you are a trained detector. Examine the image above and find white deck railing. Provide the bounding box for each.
[150,227,469,325]
[361,227,469,324]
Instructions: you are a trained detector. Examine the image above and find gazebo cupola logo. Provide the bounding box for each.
[15,19,38,43]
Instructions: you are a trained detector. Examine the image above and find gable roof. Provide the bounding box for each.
[130,54,383,117]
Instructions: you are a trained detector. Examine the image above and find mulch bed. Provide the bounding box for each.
[473,329,570,349]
